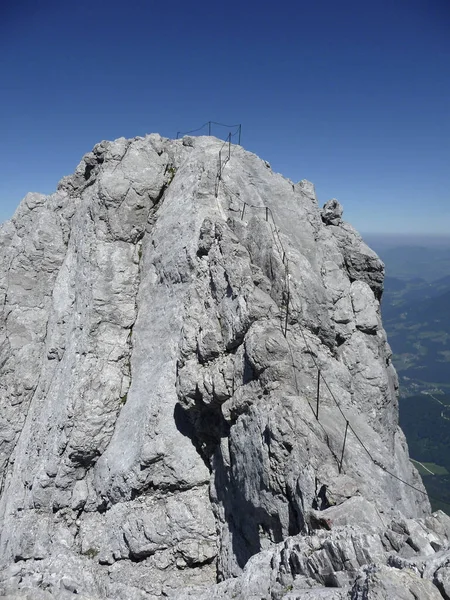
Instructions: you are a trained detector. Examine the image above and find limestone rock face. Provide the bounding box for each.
[0,134,446,599]
[321,198,343,226]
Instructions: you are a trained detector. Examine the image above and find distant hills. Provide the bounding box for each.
[364,235,450,283]
[368,238,450,397]
[368,235,450,512]
[379,245,450,283]
[382,276,450,394]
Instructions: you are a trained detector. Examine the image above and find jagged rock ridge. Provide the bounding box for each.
[0,133,449,599]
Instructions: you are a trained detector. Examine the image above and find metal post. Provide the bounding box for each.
[339,420,349,474]
[283,288,290,337]
[241,203,246,220]
[282,251,286,264]
[238,124,241,145]
[265,207,269,222]
[316,370,320,420]
[228,133,231,159]
[176,132,180,139]
[208,121,211,136]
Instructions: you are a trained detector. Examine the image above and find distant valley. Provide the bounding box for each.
[367,235,450,511]
[383,274,450,397]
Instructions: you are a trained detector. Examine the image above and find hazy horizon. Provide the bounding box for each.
[363,233,450,247]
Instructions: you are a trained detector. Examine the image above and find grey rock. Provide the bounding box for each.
[350,564,443,599]
[350,280,379,333]
[0,133,441,599]
[434,565,450,599]
[327,222,385,300]
[321,199,343,226]
[308,496,385,532]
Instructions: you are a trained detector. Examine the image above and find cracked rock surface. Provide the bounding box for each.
[0,134,447,599]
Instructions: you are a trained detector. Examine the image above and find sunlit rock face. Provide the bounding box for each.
[0,133,446,600]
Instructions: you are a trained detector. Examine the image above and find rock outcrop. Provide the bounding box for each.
[0,133,448,599]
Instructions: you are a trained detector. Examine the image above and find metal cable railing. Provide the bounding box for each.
[176,121,241,145]
[214,149,433,504]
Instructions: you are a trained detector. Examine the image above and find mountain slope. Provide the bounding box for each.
[0,134,448,600]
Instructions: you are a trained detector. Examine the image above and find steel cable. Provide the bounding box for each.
[217,159,435,502]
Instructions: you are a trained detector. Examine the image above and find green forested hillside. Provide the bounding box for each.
[382,285,450,392]
[399,394,450,513]
[379,254,450,397]
[369,238,450,513]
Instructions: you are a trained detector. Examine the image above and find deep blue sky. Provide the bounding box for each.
[1,0,449,234]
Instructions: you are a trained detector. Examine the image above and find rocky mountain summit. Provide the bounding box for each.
[1,134,450,599]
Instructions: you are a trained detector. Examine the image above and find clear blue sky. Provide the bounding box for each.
[1,0,449,234]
